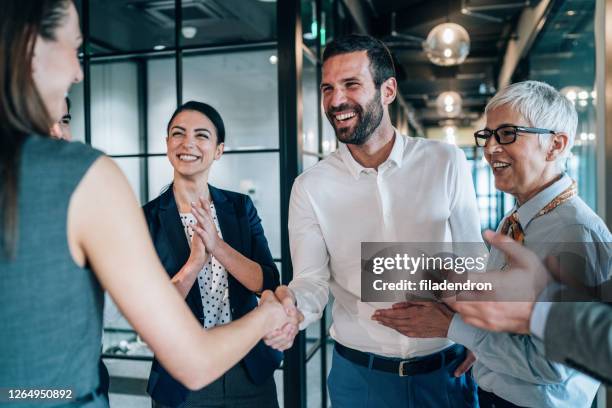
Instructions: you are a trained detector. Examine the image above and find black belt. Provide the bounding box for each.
[334,342,461,377]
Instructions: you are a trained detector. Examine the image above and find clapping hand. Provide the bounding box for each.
[191,197,222,255]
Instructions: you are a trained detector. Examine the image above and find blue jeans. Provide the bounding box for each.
[328,344,478,408]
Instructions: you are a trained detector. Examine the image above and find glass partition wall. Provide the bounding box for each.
[72,0,358,407]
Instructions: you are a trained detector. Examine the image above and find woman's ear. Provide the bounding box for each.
[546,132,569,162]
[214,142,225,160]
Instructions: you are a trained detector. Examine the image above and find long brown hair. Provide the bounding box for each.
[0,0,71,258]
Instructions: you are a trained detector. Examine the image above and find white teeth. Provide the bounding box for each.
[335,112,356,121]
[179,154,198,162]
[492,162,510,169]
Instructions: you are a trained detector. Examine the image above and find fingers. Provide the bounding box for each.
[372,307,412,319]
[275,285,296,303]
[191,204,215,231]
[263,322,299,351]
[484,230,536,268]
[260,289,278,304]
[454,351,476,377]
[274,285,299,315]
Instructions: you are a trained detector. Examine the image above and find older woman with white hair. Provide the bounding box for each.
[446,80,612,408]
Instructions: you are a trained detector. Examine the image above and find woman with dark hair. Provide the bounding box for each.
[0,1,290,406]
[144,101,283,407]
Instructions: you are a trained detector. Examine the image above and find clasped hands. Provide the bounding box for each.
[260,286,304,351]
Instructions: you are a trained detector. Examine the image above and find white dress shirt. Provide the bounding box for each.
[288,131,482,358]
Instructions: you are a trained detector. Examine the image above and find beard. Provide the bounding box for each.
[326,90,384,146]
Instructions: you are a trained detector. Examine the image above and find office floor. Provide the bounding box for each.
[106,343,333,408]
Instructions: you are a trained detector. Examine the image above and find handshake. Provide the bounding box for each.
[258,285,304,351]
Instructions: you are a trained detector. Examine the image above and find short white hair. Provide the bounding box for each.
[485,80,577,171]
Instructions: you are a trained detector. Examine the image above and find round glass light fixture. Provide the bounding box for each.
[560,86,586,103]
[423,23,470,66]
[182,26,197,39]
[436,91,462,118]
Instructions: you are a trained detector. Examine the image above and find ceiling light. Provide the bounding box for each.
[423,23,470,66]
[566,10,576,16]
[577,90,589,100]
[442,28,455,45]
[436,91,462,118]
[560,86,585,102]
[269,55,278,64]
[182,26,197,39]
[153,45,166,51]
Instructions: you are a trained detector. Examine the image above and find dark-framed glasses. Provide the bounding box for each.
[474,125,555,147]
[59,114,72,126]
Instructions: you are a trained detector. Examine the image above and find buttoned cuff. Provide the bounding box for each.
[529,302,552,340]
[291,288,319,331]
[447,313,481,349]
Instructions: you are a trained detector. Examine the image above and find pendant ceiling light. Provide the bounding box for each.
[436,91,462,118]
[423,23,470,66]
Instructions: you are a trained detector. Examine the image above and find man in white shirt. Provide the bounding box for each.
[264,34,482,407]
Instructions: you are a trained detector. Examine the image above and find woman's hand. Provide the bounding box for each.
[191,198,221,255]
[186,231,208,272]
[259,290,291,333]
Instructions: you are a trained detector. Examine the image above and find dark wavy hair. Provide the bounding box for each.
[166,101,226,145]
[322,34,396,88]
[0,0,71,257]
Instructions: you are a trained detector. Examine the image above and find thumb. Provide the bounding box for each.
[260,290,275,303]
[281,295,296,316]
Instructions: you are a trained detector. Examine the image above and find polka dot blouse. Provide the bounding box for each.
[179,203,231,329]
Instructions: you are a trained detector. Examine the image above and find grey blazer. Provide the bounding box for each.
[544,301,612,385]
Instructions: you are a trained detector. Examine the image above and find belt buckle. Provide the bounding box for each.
[398,360,409,377]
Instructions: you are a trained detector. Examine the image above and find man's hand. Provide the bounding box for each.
[263,286,304,351]
[259,290,291,333]
[444,230,551,334]
[371,301,454,338]
[454,350,476,377]
[372,302,476,377]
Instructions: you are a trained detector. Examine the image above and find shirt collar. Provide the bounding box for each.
[515,173,573,228]
[339,129,405,180]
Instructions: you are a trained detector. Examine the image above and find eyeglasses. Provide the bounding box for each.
[59,114,71,126]
[474,125,555,147]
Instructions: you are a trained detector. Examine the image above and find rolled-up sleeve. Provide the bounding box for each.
[287,178,331,330]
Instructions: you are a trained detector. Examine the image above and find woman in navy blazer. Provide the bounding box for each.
[144,101,282,407]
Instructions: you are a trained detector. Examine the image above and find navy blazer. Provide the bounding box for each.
[144,184,282,407]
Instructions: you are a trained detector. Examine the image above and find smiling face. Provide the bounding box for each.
[321,51,385,145]
[166,110,224,179]
[484,104,560,204]
[32,2,83,123]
